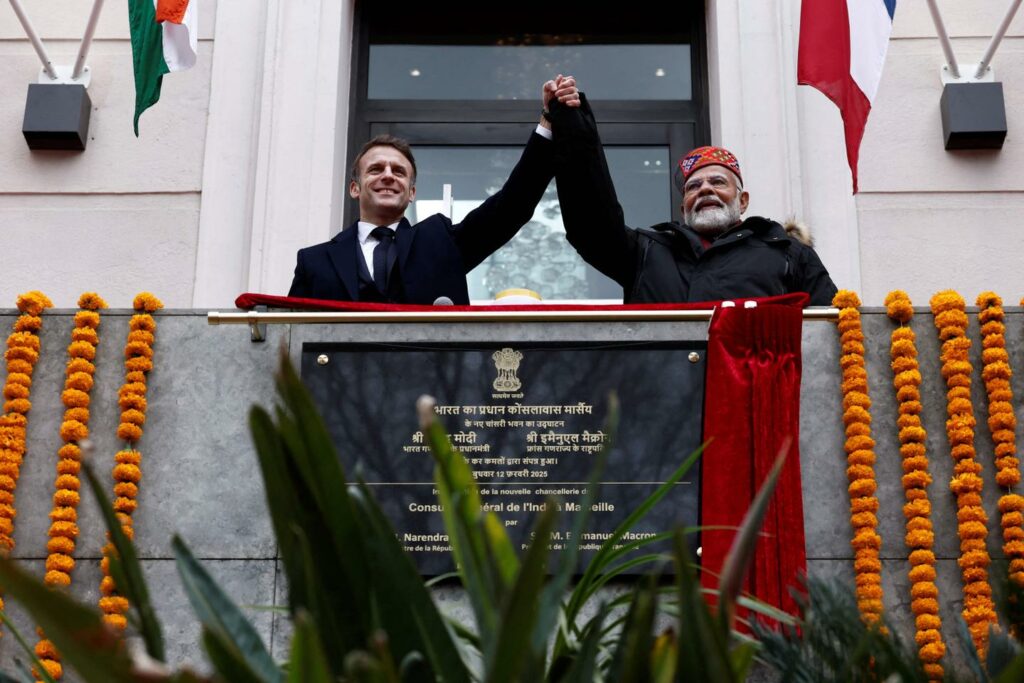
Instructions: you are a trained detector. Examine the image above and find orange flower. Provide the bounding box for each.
[836,291,884,627]
[931,291,997,661]
[0,292,50,560]
[16,290,53,316]
[884,290,913,323]
[133,292,164,313]
[886,290,946,679]
[100,295,159,632]
[976,293,1024,643]
[117,423,143,441]
[65,371,93,392]
[71,327,99,345]
[113,463,142,484]
[73,310,100,329]
[129,315,156,332]
[77,292,107,310]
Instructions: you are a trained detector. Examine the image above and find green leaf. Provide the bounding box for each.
[0,612,58,683]
[249,354,380,669]
[0,557,134,683]
[716,442,788,636]
[171,536,282,683]
[565,443,703,627]
[649,629,677,683]
[423,410,513,645]
[672,529,735,683]
[288,612,334,683]
[729,641,757,682]
[993,649,1024,683]
[554,605,608,683]
[80,460,165,662]
[606,572,658,683]
[544,394,617,664]
[201,627,267,683]
[348,484,470,683]
[486,499,558,683]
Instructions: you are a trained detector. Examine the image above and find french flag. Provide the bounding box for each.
[798,0,896,193]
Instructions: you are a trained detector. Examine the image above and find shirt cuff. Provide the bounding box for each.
[534,124,553,140]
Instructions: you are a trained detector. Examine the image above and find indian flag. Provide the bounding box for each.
[129,0,198,135]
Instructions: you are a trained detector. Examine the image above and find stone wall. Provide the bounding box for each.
[0,307,1021,675]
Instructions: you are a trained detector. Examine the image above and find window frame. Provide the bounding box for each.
[345,3,710,228]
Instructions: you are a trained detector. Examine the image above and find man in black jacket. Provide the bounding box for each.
[548,90,837,305]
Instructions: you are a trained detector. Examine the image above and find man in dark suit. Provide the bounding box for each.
[288,77,581,304]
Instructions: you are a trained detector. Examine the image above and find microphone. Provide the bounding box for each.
[433,296,454,306]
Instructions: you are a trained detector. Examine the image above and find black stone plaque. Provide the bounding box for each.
[301,340,705,575]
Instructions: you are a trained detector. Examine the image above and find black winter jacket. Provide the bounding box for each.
[550,96,838,306]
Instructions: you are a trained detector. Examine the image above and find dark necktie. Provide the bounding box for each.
[371,226,396,294]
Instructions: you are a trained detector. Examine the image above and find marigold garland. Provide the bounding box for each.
[930,290,997,658]
[884,290,945,680]
[30,293,107,681]
[99,293,163,632]
[0,291,52,624]
[977,293,1024,631]
[833,290,885,627]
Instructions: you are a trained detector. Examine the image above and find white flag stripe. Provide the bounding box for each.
[161,0,198,72]
[846,0,893,102]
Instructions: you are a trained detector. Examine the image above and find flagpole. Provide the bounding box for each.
[974,0,1023,79]
[72,0,106,81]
[6,0,59,80]
[924,0,961,79]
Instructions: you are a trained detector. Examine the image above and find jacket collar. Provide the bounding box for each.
[326,218,416,300]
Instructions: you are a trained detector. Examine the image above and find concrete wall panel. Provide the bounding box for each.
[860,38,1024,194]
[0,43,212,194]
[0,195,201,308]
[0,310,1020,672]
[893,1,1024,40]
[856,193,1024,306]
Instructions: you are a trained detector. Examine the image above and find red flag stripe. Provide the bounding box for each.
[798,0,873,193]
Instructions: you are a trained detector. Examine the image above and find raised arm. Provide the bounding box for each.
[548,92,638,288]
[450,77,581,272]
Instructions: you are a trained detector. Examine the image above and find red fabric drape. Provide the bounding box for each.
[233,292,773,313]
[700,293,809,619]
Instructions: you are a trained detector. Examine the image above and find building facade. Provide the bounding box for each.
[0,1,1021,308]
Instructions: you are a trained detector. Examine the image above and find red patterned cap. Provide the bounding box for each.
[675,146,742,190]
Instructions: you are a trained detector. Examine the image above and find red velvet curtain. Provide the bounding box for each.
[700,293,809,619]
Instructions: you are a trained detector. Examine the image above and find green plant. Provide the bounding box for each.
[0,353,786,682]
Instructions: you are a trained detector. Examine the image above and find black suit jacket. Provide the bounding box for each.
[288,131,554,304]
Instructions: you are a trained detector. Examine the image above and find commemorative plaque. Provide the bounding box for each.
[302,340,705,575]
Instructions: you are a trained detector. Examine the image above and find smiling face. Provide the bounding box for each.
[350,145,417,226]
[681,165,749,238]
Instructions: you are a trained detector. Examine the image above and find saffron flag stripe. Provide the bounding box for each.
[156,0,190,24]
[847,0,894,102]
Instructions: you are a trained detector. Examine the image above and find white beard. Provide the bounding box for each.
[685,196,742,238]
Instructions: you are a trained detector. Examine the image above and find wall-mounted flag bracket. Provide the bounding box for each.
[8,0,106,150]
[926,0,1019,150]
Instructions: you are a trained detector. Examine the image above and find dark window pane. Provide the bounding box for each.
[369,44,691,100]
[408,146,671,301]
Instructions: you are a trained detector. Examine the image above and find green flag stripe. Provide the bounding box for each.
[129,0,170,136]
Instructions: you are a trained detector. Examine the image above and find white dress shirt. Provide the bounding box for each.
[357,220,401,279]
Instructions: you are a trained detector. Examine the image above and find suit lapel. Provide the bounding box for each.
[326,224,360,300]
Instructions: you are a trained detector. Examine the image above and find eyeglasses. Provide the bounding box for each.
[683,174,731,195]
